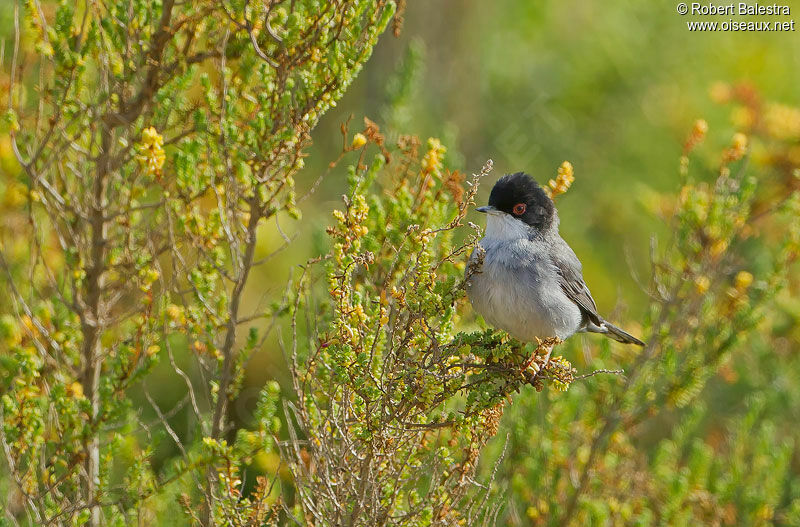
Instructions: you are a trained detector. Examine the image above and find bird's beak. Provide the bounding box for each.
[476,206,496,214]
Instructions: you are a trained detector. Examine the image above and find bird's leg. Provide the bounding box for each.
[521,355,535,371]
[523,338,556,386]
[521,338,542,372]
[538,338,560,375]
[539,344,553,372]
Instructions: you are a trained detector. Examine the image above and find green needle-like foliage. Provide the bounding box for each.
[1,1,399,524]
[284,129,578,526]
[2,2,799,527]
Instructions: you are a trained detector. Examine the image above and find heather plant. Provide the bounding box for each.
[282,125,588,525]
[1,1,799,527]
[483,116,800,526]
[282,107,799,526]
[1,0,399,524]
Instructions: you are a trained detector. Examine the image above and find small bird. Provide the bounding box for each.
[466,172,645,347]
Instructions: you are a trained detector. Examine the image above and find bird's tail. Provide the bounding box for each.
[599,319,646,347]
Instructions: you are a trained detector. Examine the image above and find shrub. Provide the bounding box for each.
[2,2,799,526]
[1,1,399,524]
[283,127,586,525]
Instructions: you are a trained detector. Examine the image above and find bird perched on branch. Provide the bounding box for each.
[466,172,645,347]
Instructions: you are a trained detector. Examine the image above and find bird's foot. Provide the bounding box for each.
[521,348,537,372]
[522,338,558,385]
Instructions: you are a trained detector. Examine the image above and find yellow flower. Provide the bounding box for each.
[351,133,367,148]
[763,103,800,141]
[141,126,162,148]
[710,239,729,258]
[422,137,446,175]
[694,275,711,294]
[684,119,709,154]
[723,133,748,163]
[166,304,182,321]
[137,126,166,177]
[756,504,774,521]
[351,304,366,323]
[691,119,708,139]
[140,267,160,285]
[732,133,748,153]
[67,381,85,399]
[545,161,575,199]
[734,270,753,291]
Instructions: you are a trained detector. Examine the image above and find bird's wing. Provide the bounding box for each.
[548,238,603,325]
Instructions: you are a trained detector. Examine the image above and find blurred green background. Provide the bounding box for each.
[3,4,798,381]
[241,0,800,387]
[2,1,799,523]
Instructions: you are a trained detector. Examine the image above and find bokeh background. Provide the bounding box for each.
[245,3,800,520]
[2,0,800,523]
[5,0,797,397]
[238,0,800,383]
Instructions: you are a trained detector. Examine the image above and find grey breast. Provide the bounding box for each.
[466,238,582,341]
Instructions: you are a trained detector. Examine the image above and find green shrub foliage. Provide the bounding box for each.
[284,133,582,525]
[1,0,399,524]
[1,1,799,527]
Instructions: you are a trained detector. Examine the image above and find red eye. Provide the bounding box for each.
[512,203,526,215]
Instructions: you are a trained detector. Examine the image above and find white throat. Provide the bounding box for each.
[483,212,532,242]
